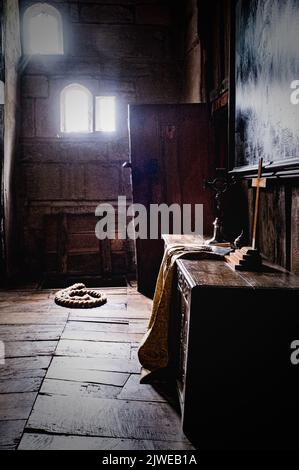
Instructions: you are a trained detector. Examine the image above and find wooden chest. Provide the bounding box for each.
[175,258,299,450]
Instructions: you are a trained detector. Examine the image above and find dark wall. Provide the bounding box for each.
[180,0,202,103]
[181,0,230,173]
[18,0,182,277]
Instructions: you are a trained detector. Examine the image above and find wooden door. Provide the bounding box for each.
[129,104,215,298]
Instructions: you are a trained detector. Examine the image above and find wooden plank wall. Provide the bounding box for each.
[245,180,299,272]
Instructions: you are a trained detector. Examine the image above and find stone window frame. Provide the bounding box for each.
[60,83,117,135]
[23,3,64,55]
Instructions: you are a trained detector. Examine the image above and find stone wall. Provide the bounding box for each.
[18,0,182,276]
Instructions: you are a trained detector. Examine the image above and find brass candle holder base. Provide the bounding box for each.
[225,247,263,272]
[206,218,228,246]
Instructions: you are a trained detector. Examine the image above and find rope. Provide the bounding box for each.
[55,283,107,309]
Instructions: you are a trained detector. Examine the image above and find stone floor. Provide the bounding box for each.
[0,285,194,450]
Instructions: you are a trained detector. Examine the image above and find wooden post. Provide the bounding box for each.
[225,158,266,272]
[251,158,266,250]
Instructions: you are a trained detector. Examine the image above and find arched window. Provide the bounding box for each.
[60,84,93,133]
[23,3,64,55]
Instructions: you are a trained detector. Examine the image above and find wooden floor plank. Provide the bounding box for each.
[41,378,121,399]
[0,367,46,381]
[65,321,130,333]
[0,290,50,298]
[61,328,143,344]
[130,347,139,362]
[0,392,37,420]
[5,341,58,358]
[49,356,140,375]
[47,357,130,386]
[0,420,27,450]
[127,296,152,313]
[0,324,64,341]
[55,340,131,359]
[117,374,166,403]
[0,292,50,300]
[19,433,195,450]
[57,297,127,314]
[0,376,44,394]
[128,320,149,334]
[26,395,187,442]
[69,310,150,321]
[59,304,128,317]
[0,357,51,378]
[0,312,68,325]
[0,301,58,312]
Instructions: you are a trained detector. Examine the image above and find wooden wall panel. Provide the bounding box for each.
[258,185,287,269]
[245,181,299,273]
[291,187,299,275]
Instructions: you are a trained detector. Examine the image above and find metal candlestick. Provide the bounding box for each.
[205,170,233,246]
